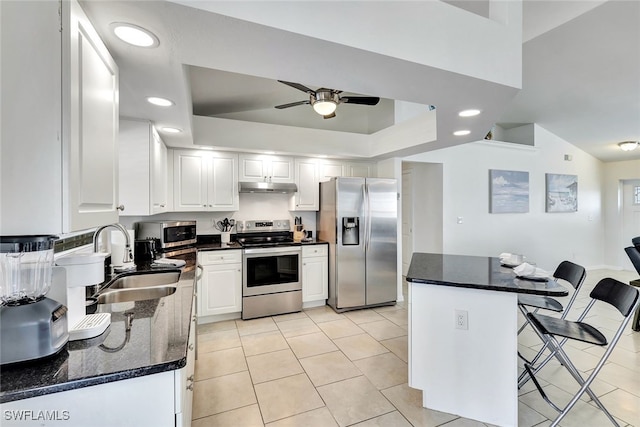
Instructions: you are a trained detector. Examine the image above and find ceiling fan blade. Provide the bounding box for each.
[340,96,380,106]
[323,112,336,119]
[274,100,310,109]
[278,80,316,95]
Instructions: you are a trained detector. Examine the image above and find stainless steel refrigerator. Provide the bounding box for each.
[317,177,398,311]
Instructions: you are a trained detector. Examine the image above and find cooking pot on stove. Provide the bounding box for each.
[134,238,159,264]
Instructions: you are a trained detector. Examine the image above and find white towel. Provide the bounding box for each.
[513,263,550,278]
[499,252,512,261]
[155,258,186,267]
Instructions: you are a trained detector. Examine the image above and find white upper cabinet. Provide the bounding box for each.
[119,119,169,216]
[239,154,294,183]
[173,150,238,212]
[290,158,319,211]
[0,0,118,234]
[319,161,346,182]
[346,162,376,178]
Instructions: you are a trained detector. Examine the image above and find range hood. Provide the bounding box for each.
[238,182,298,194]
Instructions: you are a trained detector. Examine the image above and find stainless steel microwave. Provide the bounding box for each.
[135,220,197,250]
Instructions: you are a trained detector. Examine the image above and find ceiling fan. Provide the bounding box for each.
[274,80,380,119]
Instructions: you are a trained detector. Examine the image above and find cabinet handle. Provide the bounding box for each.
[160,204,166,208]
[237,269,241,272]
[116,204,125,211]
[187,384,194,391]
[189,344,194,351]
[187,375,194,382]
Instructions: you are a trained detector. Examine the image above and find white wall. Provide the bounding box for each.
[405,125,604,272]
[602,159,640,268]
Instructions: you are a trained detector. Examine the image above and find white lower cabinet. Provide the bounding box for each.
[302,245,328,305]
[197,250,243,319]
[176,296,196,427]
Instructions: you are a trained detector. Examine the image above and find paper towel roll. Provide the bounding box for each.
[110,229,135,266]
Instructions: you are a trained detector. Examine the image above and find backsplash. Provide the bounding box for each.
[119,193,317,237]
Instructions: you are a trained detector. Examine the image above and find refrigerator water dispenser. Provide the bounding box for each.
[342,217,359,245]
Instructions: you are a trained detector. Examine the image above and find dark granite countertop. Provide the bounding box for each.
[406,253,568,296]
[0,270,195,404]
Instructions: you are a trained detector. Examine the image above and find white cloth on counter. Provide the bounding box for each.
[155,258,186,267]
[513,262,550,279]
[499,252,524,266]
[499,252,512,260]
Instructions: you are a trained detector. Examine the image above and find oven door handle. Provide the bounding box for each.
[243,247,302,255]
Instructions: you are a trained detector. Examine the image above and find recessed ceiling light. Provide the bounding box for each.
[161,127,182,133]
[459,109,481,117]
[146,97,174,107]
[110,23,159,48]
[618,141,639,151]
[453,130,471,136]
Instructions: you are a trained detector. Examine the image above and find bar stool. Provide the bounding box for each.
[623,244,640,331]
[517,261,586,335]
[520,277,640,427]
[516,261,586,383]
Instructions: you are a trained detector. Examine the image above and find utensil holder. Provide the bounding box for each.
[221,232,231,244]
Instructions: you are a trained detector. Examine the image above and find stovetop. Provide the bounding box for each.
[236,232,298,248]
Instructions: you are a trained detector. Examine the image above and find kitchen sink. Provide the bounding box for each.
[103,270,181,290]
[97,286,177,304]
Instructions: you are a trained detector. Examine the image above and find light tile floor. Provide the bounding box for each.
[192,269,640,426]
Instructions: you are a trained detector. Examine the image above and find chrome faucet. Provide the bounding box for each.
[93,223,134,265]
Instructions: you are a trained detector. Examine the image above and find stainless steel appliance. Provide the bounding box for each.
[237,220,302,320]
[1,235,69,365]
[135,220,197,250]
[135,221,197,271]
[318,177,398,311]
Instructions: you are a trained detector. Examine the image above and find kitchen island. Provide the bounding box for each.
[406,253,568,427]
[0,269,196,427]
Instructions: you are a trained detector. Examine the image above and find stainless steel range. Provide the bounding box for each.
[237,220,302,320]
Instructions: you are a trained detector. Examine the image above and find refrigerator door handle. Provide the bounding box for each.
[362,184,368,252]
[365,182,372,252]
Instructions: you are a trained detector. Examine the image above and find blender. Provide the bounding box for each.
[0,235,69,365]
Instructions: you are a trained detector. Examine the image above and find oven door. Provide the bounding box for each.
[243,247,302,297]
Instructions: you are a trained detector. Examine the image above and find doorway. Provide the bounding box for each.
[622,179,640,270]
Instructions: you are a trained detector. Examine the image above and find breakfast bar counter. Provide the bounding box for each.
[406,253,567,427]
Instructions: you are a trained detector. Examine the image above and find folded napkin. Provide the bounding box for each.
[513,262,550,278]
[155,258,186,267]
[499,252,512,261]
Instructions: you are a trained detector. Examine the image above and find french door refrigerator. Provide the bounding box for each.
[318,177,398,311]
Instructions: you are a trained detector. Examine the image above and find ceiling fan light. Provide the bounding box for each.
[618,141,638,151]
[312,100,337,116]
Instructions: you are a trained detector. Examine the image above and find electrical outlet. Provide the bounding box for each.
[455,309,468,330]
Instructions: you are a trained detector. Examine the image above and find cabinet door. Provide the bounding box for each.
[151,127,169,214]
[118,119,151,216]
[174,151,207,211]
[65,0,119,231]
[346,163,376,178]
[269,156,294,182]
[208,154,239,211]
[302,256,328,302]
[199,263,242,316]
[239,154,268,182]
[319,161,346,182]
[292,158,319,211]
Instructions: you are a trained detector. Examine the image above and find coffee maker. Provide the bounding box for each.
[0,235,69,365]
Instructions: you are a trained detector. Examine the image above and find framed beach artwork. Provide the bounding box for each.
[489,169,529,213]
[546,173,578,212]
